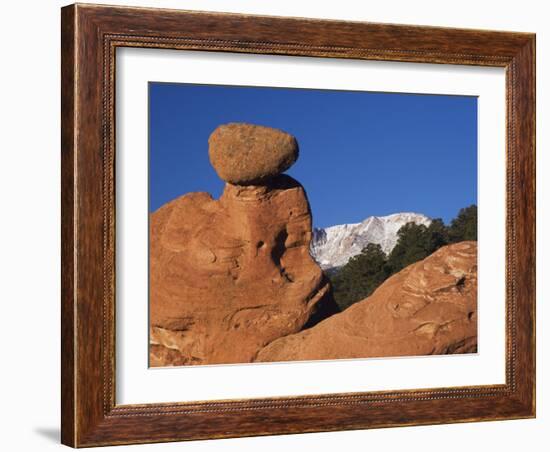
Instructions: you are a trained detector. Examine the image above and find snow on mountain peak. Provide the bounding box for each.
[310,212,431,270]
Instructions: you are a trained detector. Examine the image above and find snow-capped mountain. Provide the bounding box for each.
[310,213,431,270]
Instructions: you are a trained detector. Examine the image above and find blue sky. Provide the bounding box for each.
[149,82,477,228]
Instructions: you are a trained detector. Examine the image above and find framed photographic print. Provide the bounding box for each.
[61,3,536,447]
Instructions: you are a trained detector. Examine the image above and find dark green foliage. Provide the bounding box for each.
[448,204,477,242]
[425,218,450,250]
[328,205,477,311]
[387,218,449,274]
[331,243,390,311]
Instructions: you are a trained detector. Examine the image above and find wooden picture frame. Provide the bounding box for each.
[61,3,535,447]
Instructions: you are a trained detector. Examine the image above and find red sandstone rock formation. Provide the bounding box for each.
[255,241,478,363]
[149,173,337,366]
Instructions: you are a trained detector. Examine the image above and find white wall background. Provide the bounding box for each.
[0,1,546,451]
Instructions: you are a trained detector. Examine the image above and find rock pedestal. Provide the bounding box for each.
[149,123,337,366]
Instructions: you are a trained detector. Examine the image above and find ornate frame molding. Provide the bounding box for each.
[61,4,535,447]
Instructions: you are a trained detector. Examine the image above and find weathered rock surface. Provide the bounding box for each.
[149,174,339,367]
[255,241,478,362]
[208,123,299,185]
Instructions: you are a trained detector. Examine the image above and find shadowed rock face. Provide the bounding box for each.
[255,241,478,363]
[149,174,339,366]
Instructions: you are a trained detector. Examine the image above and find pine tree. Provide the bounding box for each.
[331,243,388,311]
[449,205,477,242]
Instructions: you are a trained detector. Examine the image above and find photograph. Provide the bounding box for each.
[148,83,479,367]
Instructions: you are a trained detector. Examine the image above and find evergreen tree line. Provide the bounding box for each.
[329,205,477,311]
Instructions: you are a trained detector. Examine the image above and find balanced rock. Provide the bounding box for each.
[149,174,338,366]
[208,123,299,185]
[255,241,478,362]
